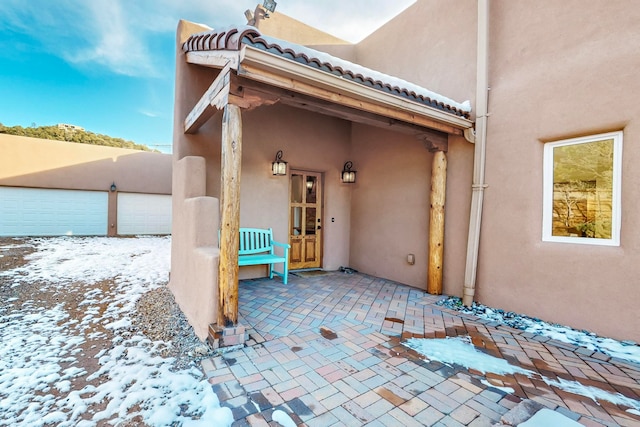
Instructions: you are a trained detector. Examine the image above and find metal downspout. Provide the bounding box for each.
[462,0,489,306]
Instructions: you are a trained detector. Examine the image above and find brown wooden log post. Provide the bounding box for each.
[218,104,242,326]
[427,150,447,294]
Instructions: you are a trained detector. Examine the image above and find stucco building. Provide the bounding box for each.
[0,134,172,236]
[170,1,639,343]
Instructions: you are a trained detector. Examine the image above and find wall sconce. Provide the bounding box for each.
[272,150,287,176]
[341,161,356,183]
[306,177,314,192]
[263,0,277,13]
[110,182,117,192]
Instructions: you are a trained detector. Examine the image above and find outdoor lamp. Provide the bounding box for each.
[110,182,117,192]
[306,177,314,191]
[272,150,287,176]
[341,161,356,183]
[263,0,277,13]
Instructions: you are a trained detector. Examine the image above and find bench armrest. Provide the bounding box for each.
[271,240,291,249]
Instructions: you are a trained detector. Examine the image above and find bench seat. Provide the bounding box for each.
[238,253,286,266]
[235,227,290,284]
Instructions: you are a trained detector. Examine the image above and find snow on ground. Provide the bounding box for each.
[437,297,640,365]
[518,408,583,427]
[404,337,640,412]
[272,410,297,427]
[480,380,515,394]
[0,236,232,427]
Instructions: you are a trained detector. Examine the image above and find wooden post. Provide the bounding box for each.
[427,150,447,294]
[218,104,242,326]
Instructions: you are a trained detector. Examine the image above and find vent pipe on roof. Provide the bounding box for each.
[462,0,490,306]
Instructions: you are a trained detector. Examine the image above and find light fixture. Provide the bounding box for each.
[341,161,356,183]
[306,177,314,192]
[263,0,277,13]
[110,182,117,192]
[272,150,287,176]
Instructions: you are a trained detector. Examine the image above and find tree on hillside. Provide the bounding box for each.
[0,123,158,152]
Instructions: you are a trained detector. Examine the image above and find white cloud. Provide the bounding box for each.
[139,110,160,118]
[66,1,157,77]
[0,0,415,76]
[276,0,416,43]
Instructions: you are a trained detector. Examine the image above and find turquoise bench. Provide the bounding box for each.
[237,228,290,284]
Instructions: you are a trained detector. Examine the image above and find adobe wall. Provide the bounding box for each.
[0,134,172,237]
[0,134,171,194]
[349,1,476,294]
[355,0,477,113]
[353,0,639,341]
[476,0,640,341]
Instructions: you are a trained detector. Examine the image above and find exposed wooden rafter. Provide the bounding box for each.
[184,63,232,134]
[237,61,465,136]
[186,50,242,70]
[184,46,473,136]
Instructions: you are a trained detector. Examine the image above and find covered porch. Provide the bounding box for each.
[170,21,474,342]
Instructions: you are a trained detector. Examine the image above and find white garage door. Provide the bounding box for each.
[0,187,108,237]
[117,193,171,235]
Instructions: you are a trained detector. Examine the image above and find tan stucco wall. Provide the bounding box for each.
[355,0,477,113]
[348,1,476,294]
[0,134,172,236]
[255,8,357,61]
[237,104,352,276]
[349,125,432,288]
[0,134,172,194]
[348,126,472,294]
[353,0,639,341]
[474,0,640,341]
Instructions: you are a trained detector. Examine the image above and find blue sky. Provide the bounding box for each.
[0,0,414,153]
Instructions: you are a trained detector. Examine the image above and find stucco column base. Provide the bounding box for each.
[207,323,247,349]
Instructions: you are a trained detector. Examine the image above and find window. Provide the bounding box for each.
[543,131,622,246]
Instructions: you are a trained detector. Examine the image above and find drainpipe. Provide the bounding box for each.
[462,0,490,306]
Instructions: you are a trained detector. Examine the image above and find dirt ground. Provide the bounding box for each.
[0,237,215,426]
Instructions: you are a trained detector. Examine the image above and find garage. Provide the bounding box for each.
[116,192,172,235]
[0,187,108,236]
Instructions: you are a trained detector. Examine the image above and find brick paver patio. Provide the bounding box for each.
[200,272,640,426]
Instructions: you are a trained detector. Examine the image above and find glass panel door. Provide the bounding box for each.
[289,171,322,269]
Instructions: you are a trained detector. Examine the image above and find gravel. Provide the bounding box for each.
[132,286,216,369]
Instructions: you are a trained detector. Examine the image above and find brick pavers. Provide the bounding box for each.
[199,273,640,426]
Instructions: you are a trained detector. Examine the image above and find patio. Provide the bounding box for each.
[201,272,640,426]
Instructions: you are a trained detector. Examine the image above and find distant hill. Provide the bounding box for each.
[0,123,157,152]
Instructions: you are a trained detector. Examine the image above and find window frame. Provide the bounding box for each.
[542,131,623,246]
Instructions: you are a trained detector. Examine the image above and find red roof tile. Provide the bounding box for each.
[183,26,471,118]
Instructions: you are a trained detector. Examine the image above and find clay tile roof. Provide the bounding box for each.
[183,26,471,119]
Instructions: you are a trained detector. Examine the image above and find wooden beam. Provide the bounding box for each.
[218,104,242,326]
[238,50,472,135]
[424,135,449,152]
[427,150,447,295]
[184,63,231,134]
[186,50,241,70]
[231,75,457,137]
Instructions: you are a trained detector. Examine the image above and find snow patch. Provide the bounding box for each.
[272,410,297,427]
[518,408,582,427]
[437,297,640,365]
[0,236,233,426]
[404,336,531,375]
[480,380,515,394]
[404,337,640,412]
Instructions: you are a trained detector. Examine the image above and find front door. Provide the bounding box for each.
[289,171,322,269]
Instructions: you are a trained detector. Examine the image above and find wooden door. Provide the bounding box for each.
[289,171,322,269]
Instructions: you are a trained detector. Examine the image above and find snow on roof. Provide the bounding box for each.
[183,26,471,118]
